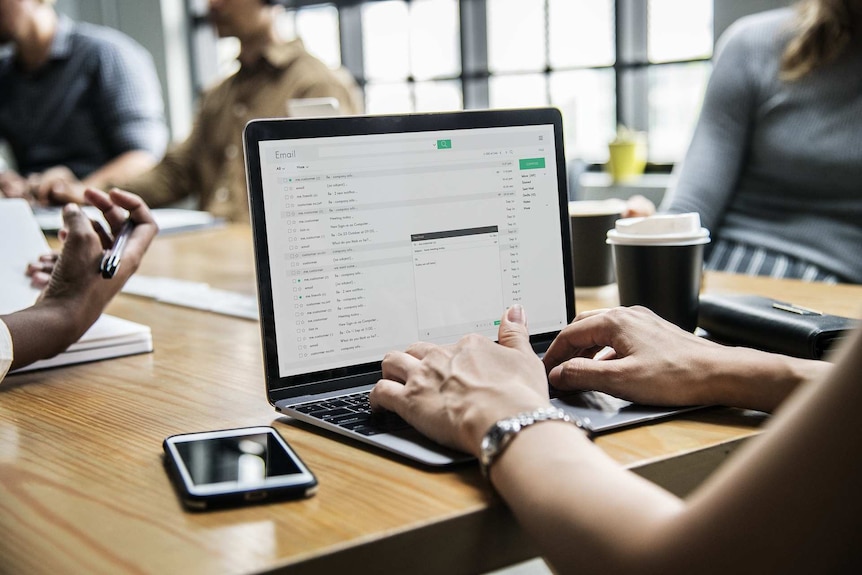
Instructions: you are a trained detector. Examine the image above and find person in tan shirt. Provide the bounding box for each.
[39,0,362,222]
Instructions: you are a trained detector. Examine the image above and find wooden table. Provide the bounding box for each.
[2,224,859,574]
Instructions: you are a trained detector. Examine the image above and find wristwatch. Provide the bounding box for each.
[479,406,590,478]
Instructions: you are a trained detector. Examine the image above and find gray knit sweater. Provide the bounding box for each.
[664,8,862,283]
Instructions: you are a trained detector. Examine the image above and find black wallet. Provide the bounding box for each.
[698,294,858,360]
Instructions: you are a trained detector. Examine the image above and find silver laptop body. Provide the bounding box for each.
[243,108,693,467]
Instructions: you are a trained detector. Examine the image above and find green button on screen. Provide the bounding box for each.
[437,139,452,149]
[519,158,545,170]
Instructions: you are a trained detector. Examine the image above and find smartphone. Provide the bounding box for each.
[163,426,317,511]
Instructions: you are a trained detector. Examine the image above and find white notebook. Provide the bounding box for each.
[1,199,153,373]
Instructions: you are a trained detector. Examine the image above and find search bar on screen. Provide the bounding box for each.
[319,139,451,158]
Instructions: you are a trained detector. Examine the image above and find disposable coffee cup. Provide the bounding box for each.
[569,199,626,289]
[607,213,710,332]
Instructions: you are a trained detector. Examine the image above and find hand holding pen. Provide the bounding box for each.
[13,188,158,368]
[25,188,158,290]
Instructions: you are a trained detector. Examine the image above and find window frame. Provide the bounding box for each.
[186,0,712,169]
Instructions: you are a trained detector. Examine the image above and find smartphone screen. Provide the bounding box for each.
[164,426,317,510]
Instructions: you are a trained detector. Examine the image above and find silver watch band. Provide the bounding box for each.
[479,406,589,478]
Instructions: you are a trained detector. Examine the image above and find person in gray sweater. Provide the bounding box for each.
[659,0,862,284]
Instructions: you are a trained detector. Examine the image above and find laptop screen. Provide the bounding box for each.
[244,109,574,399]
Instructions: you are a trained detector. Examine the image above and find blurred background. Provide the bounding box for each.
[15,0,792,178]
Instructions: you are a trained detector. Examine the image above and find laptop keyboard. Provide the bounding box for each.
[292,391,411,436]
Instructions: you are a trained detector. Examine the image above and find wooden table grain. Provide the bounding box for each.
[1,224,859,574]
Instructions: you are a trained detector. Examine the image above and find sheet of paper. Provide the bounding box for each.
[0,199,50,314]
[123,275,259,320]
[32,206,223,235]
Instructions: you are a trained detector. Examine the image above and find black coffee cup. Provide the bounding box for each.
[569,200,626,288]
[607,214,710,332]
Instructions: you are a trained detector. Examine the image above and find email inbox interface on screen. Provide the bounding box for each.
[256,123,570,385]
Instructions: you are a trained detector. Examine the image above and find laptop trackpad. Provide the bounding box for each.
[552,390,700,434]
[374,428,474,466]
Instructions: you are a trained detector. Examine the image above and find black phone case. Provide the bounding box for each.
[162,430,318,512]
[162,455,315,511]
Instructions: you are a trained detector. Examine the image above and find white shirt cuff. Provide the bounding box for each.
[0,318,13,383]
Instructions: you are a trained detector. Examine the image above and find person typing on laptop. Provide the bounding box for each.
[0,188,157,380]
[370,305,859,572]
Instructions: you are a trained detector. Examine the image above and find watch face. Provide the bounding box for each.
[481,420,516,467]
[480,435,493,465]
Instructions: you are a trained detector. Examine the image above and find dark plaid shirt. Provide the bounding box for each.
[0,14,167,179]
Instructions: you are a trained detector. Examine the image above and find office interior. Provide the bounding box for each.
[2,0,791,203]
[5,1,849,575]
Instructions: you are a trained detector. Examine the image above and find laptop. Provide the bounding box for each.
[243,108,695,467]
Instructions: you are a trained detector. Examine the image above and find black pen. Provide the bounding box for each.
[100,219,135,279]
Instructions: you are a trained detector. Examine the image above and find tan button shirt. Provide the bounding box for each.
[123,39,362,222]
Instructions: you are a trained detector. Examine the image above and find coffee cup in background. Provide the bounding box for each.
[569,199,626,290]
[606,213,710,332]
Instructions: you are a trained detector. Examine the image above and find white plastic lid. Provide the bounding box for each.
[606,213,710,246]
[568,198,627,217]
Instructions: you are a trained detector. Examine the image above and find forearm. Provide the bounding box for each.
[2,302,87,370]
[703,345,831,412]
[83,150,159,191]
[116,123,206,209]
[662,29,754,229]
[490,422,684,573]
